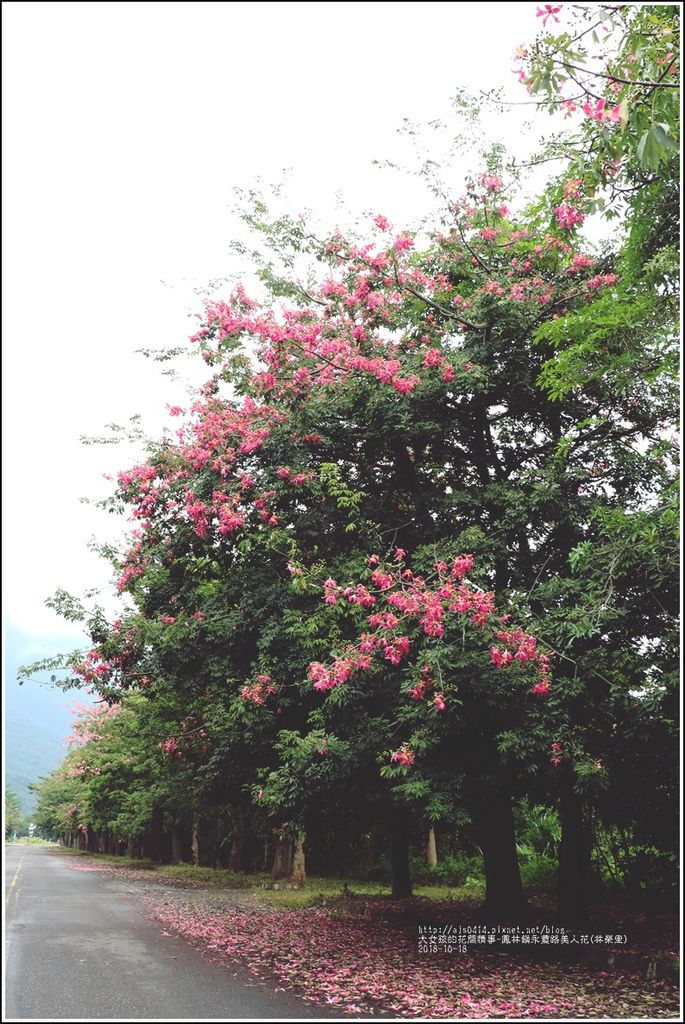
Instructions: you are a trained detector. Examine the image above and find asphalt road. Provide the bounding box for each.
[5,845,344,1020]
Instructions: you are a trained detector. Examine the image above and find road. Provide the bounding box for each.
[5,845,342,1020]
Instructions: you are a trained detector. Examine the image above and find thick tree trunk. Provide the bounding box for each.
[468,789,525,916]
[290,831,306,886]
[558,764,590,922]
[271,836,293,880]
[389,805,412,898]
[191,811,200,867]
[425,825,438,868]
[149,803,164,863]
[171,822,183,865]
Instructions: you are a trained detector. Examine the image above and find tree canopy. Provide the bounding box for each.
[28,3,679,917]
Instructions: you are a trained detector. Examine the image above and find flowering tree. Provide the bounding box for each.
[26,56,678,915]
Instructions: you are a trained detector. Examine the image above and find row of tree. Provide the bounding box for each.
[28,5,679,921]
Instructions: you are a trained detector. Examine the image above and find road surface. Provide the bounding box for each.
[5,845,343,1020]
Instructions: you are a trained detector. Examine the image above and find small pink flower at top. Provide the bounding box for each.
[374,214,390,231]
[536,5,562,26]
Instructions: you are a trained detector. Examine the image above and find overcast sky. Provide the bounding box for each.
[3,1,575,643]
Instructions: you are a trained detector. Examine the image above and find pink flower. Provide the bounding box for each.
[422,348,442,368]
[478,172,503,192]
[564,178,583,198]
[374,214,390,231]
[390,745,415,766]
[451,554,474,580]
[391,374,420,395]
[554,202,585,230]
[393,234,414,253]
[536,5,562,26]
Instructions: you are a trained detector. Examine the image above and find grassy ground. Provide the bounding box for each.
[50,847,484,907]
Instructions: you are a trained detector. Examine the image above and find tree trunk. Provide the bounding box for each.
[425,825,438,868]
[290,831,306,886]
[389,805,412,898]
[171,822,183,865]
[149,803,164,863]
[211,815,224,869]
[468,789,525,916]
[227,819,243,873]
[271,835,293,880]
[558,764,590,922]
[191,811,200,867]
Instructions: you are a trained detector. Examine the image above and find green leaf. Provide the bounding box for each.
[637,128,665,171]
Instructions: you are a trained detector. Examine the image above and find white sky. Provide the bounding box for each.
[3,1,579,640]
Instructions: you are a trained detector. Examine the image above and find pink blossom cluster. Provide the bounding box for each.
[306,553,552,724]
[582,98,621,124]
[584,273,619,293]
[64,702,123,748]
[554,203,585,231]
[491,626,551,694]
[241,675,277,705]
[478,172,503,192]
[67,761,101,778]
[160,737,181,758]
[390,744,415,766]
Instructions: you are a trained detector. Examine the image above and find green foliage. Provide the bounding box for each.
[5,789,25,838]
[24,68,679,904]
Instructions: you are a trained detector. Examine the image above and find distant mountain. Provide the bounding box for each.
[5,623,93,814]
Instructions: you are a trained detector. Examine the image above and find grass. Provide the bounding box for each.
[49,847,488,906]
